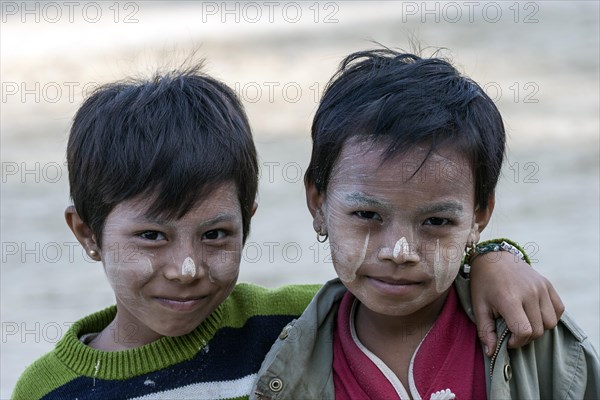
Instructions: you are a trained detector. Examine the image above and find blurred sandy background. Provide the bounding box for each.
[1,1,598,397]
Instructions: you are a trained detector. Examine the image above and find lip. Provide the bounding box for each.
[153,296,207,312]
[367,276,422,296]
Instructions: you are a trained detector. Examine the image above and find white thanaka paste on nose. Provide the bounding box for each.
[181,257,196,277]
[393,237,410,259]
[339,232,370,283]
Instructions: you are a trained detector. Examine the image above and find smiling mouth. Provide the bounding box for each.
[154,296,207,312]
[371,277,420,285]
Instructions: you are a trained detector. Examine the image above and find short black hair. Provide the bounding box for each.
[305,48,505,209]
[67,65,258,246]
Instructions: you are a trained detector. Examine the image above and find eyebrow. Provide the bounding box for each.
[343,193,465,215]
[197,213,239,229]
[344,192,393,211]
[417,202,464,215]
[133,212,238,228]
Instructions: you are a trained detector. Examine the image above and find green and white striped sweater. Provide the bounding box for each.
[12,283,320,400]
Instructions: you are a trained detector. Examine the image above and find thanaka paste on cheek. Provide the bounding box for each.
[206,250,240,283]
[138,256,154,279]
[338,231,370,283]
[181,256,196,277]
[433,238,444,293]
[102,249,154,307]
[432,238,457,293]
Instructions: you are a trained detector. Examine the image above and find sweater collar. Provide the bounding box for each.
[55,303,223,379]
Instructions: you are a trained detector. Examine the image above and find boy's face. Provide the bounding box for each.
[309,139,492,319]
[99,182,243,346]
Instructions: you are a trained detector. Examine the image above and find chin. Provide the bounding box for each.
[375,305,420,317]
[157,322,200,337]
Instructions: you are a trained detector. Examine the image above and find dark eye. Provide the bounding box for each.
[203,230,225,240]
[424,217,450,226]
[139,231,166,241]
[354,211,382,221]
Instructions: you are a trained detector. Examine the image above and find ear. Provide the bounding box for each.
[65,206,100,260]
[305,180,326,233]
[471,192,495,243]
[251,201,258,217]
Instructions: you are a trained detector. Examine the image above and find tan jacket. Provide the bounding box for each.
[252,278,600,399]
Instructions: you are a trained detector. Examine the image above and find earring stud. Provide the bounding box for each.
[89,249,99,258]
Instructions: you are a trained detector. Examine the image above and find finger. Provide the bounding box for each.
[507,301,539,348]
[547,282,565,321]
[539,288,560,330]
[493,295,533,349]
[474,305,497,357]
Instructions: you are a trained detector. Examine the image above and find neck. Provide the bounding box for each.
[356,290,449,340]
[88,314,161,351]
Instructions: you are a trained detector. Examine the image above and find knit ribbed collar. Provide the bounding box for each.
[54,304,223,379]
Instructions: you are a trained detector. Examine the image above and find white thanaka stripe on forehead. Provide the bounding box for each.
[181,257,196,277]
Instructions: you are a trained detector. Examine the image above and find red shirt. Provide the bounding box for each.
[333,286,486,399]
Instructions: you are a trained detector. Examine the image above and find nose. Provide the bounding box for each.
[163,249,206,283]
[378,235,420,265]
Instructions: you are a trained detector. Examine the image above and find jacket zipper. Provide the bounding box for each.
[489,328,511,378]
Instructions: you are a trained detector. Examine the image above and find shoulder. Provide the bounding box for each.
[12,307,116,400]
[251,280,345,399]
[559,311,595,344]
[219,283,321,327]
[502,312,600,398]
[522,312,598,357]
[12,351,81,400]
[500,311,598,362]
[549,312,600,372]
[232,282,322,302]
